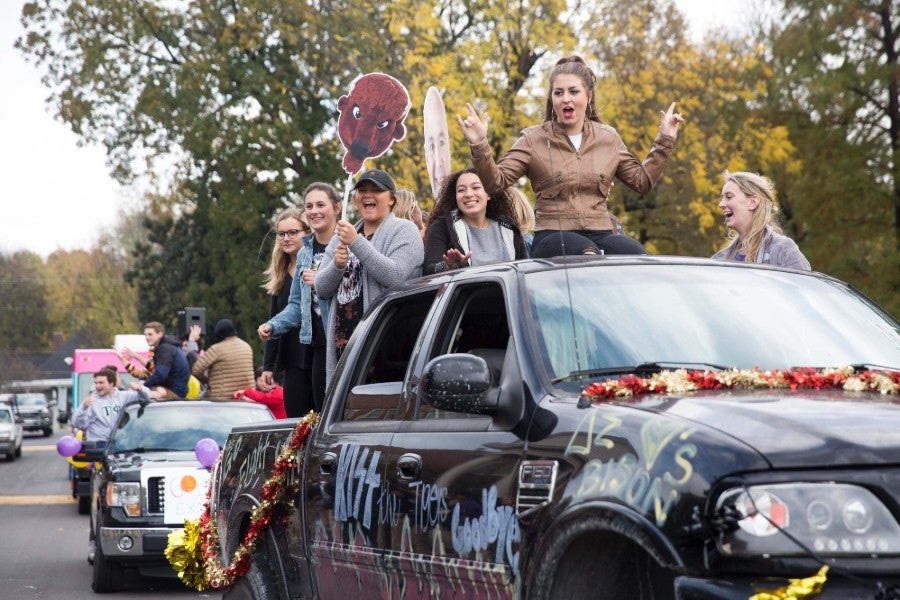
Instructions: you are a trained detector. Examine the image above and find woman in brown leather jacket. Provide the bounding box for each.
[459,55,684,257]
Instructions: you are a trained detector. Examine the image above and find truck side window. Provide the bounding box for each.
[342,290,438,421]
[419,282,509,420]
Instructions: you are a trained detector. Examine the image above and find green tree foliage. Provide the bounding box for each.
[766,0,899,315]
[17,0,898,326]
[0,252,53,352]
[17,0,581,354]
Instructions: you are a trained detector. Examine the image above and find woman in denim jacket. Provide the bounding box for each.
[258,183,341,414]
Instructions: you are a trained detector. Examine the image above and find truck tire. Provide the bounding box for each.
[14,444,21,458]
[91,526,124,593]
[223,553,280,600]
[78,494,91,515]
[530,518,676,600]
[42,427,52,437]
[6,449,14,461]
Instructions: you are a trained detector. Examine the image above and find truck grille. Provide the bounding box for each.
[147,476,165,514]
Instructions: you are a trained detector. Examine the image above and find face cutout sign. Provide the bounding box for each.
[337,73,411,175]
[423,86,451,199]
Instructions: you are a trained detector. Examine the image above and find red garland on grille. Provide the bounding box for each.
[165,411,318,591]
[583,367,900,402]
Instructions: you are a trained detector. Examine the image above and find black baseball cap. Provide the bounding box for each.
[353,169,396,192]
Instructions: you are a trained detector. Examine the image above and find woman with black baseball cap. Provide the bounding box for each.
[313,169,424,384]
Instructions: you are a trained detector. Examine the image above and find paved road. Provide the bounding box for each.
[0,428,221,599]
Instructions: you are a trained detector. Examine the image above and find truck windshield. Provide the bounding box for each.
[524,264,900,393]
[108,404,270,453]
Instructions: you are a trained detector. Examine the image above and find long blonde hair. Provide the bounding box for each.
[262,207,308,295]
[393,188,419,219]
[723,171,782,262]
[506,187,535,233]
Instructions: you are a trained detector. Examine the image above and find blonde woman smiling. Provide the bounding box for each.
[712,171,810,270]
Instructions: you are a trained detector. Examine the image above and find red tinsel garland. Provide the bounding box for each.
[166,411,318,591]
[583,367,900,402]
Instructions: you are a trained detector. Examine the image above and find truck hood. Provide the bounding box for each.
[633,389,900,469]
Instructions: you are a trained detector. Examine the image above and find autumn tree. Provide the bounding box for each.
[580,0,801,257]
[44,247,140,347]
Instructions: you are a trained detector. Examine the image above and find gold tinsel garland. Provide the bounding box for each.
[165,411,319,591]
[750,566,829,600]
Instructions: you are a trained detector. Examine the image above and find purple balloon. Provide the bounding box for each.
[195,438,219,468]
[56,435,83,458]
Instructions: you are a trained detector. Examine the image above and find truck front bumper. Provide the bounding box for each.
[676,574,900,599]
[98,526,177,558]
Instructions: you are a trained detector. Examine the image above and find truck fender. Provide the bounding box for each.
[224,494,291,600]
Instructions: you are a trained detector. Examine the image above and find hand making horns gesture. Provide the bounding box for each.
[457,102,489,145]
[659,102,685,137]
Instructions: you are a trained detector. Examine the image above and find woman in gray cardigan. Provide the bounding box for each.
[712,171,810,271]
[314,169,424,382]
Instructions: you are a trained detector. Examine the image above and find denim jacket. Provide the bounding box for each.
[268,233,333,345]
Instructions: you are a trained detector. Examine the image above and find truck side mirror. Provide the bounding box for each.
[421,354,494,415]
[81,440,108,462]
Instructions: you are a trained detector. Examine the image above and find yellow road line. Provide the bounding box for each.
[24,445,58,452]
[0,495,76,505]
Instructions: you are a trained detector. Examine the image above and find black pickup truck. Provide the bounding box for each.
[210,257,900,600]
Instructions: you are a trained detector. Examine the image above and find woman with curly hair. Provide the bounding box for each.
[423,167,527,274]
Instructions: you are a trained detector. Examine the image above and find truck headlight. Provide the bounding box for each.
[0,431,10,441]
[716,483,900,557]
[106,482,141,517]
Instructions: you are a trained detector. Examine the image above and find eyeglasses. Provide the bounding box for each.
[276,229,302,239]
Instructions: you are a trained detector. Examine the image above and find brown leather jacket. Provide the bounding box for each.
[470,120,675,231]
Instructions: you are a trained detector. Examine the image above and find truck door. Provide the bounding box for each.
[303,287,440,598]
[383,280,525,599]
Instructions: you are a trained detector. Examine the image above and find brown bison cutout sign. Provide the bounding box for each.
[337,73,411,175]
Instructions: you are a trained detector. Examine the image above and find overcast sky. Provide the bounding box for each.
[0,0,750,258]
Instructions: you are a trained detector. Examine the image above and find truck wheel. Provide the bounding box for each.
[14,444,21,458]
[531,521,676,600]
[223,553,280,600]
[78,494,91,515]
[91,526,123,592]
[6,449,14,461]
[42,427,52,437]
